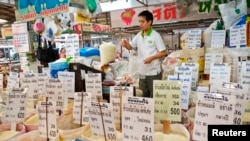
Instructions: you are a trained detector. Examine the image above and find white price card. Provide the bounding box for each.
[58,71,75,99]
[5,88,27,122]
[168,73,192,110]
[110,86,133,125]
[210,30,226,48]
[6,72,19,94]
[38,101,57,139]
[229,24,246,48]
[20,73,38,99]
[153,80,181,121]
[73,92,91,125]
[209,63,231,92]
[0,73,3,91]
[46,79,63,109]
[122,97,154,141]
[187,29,202,48]
[64,34,80,57]
[239,61,250,85]
[204,53,223,74]
[217,82,247,125]
[37,73,48,97]
[182,63,199,89]
[89,102,117,141]
[85,73,103,101]
[193,93,235,141]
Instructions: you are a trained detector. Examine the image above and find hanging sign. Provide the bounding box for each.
[12,23,30,53]
[17,0,69,21]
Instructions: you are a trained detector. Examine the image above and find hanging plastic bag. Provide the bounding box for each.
[219,0,247,29]
[87,0,97,13]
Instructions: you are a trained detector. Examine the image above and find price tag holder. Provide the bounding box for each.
[73,92,91,125]
[110,86,133,124]
[85,73,103,101]
[38,101,57,139]
[193,93,235,141]
[5,88,27,122]
[122,97,154,141]
[46,79,63,109]
[89,102,117,141]
[153,80,181,121]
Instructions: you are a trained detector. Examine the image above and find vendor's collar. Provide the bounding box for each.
[141,27,153,37]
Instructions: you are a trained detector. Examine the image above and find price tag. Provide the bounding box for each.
[37,73,48,97]
[217,82,247,125]
[209,63,231,92]
[110,86,133,124]
[6,72,19,94]
[89,102,117,141]
[229,25,246,48]
[193,93,235,141]
[38,101,57,139]
[122,97,154,141]
[238,61,250,85]
[210,30,226,48]
[46,79,63,109]
[153,80,181,121]
[187,29,202,48]
[182,63,199,89]
[168,72,192,110]
[58,72,75,100]
[73,92,91,125]
[85,73,102,101]
[204,53,223,74]
[64,34,80,57]
[5,88,27,122]
[20,73,38,99]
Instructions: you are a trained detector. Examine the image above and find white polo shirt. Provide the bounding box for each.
[130,28,166,76]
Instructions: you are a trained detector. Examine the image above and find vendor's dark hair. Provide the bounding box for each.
[138,10,153,25]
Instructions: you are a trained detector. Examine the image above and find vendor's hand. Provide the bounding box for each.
[121,39,128,48]
[144,56,154,64]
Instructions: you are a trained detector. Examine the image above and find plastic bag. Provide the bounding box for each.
[49,61,68,78]
[219,0,247,29]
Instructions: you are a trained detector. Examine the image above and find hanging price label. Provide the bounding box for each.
[38,101,57,139]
